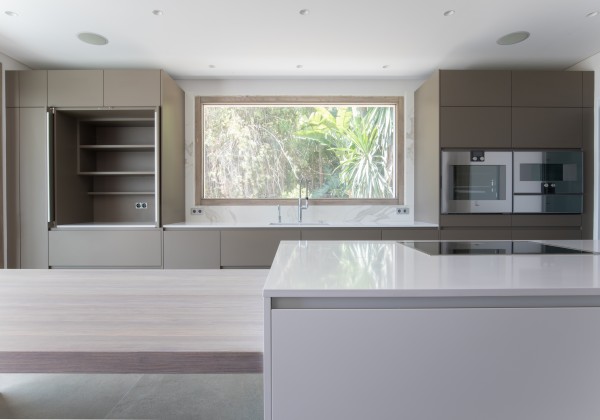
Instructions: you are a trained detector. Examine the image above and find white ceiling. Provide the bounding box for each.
[1,0,600,79]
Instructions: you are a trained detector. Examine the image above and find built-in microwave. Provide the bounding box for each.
[441,150,513,214]
[513,150,583,213]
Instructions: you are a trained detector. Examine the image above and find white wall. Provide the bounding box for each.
[176,78,425,224]
[569,56,600,239]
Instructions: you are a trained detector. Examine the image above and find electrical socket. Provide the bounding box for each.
[190,207,203,215]
[135,202,148,209]
[396,207,409,215]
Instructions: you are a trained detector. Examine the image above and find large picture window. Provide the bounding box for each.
[195,96,404,205]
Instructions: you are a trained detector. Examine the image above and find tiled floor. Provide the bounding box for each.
[0,373,263,419]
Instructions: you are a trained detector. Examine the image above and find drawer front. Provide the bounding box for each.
[49,229,162,267]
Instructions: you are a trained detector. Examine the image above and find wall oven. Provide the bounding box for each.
[513,150,583,213]
[441,150,513,214]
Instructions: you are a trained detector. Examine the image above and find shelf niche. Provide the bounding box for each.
[54,108,158,226]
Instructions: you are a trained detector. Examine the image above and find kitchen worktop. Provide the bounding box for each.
[263,240,600,298]
[163,221,438,229]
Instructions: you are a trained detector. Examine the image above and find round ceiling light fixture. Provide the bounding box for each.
[77,32,109,46]
[443,10,455,16]
[296,64,304,69]
[5,10,19,17]
[586,11,599,17]
[152,9,164,16]
[208,64,216,68]
[496,31,530,46]
[299,9,310,16]
[382,64,391,69]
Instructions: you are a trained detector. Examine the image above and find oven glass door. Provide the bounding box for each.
[442,151,512,213]
[514,151,583,194]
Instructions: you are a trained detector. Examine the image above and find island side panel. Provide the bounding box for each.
[264,297,273,420]
[270,307,600,420]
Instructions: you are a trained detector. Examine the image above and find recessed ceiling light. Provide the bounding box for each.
[296,64,304,69]
[586,11,599,17]
[5,10,18,17]
[496,31,530,46]
[299,9,310,16]
[152,9,163,16]
[208,64,216,69]
[382,65,391,69]
[443,10,455,16]
[77,32,109,46]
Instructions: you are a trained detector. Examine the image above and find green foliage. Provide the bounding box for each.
[202,104,395,200]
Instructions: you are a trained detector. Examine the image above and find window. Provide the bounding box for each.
[195,96,404,205]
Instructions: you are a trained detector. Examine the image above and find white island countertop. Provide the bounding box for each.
[263,240,600,298]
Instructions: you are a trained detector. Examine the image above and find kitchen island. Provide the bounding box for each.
[263,240,600,420]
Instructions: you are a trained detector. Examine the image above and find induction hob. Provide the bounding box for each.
[399,240,593,256]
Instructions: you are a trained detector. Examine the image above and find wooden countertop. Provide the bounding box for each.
[0,269,266,374]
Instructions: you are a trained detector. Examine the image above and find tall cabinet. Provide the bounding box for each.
[6,69,184,268]
[415,69,594,240]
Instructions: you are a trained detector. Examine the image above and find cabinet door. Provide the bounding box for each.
[20,108,49,268]
[301,229,381,240]
[582,71,594,108]
[440,70,511,106]
[512,108,582,148]
[5,108,20,268]
[49,229,162,267]
[511,229,582,240]
[439,214,511,228]
[48,70,103,107]
[512,71,582,107]
[104,70,161,106]
[18,70,48,107]
[381,228,439,240]
[440,107,511,148]
[511,214,581,228]
[5,71,19,107]
[221,229,300,268]
[164,230,220,269]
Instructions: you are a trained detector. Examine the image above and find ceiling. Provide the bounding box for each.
[1,0,600,79]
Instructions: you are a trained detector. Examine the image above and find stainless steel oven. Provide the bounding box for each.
[513,150,583,213]
[441,150,513,214]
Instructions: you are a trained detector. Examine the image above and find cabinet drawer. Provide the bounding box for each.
[49,229,162,267]
[511,229,582,241]
[164,230,220,269]
[440,229,511,241]
[381,229,439,240]
[301,229,381,241]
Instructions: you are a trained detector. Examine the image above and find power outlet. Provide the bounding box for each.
[396,207,409,215]
[190,207,203,215]
[135,202,148,209]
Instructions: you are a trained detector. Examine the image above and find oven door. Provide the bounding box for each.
[513,151,583,194]
[441,150,513,214]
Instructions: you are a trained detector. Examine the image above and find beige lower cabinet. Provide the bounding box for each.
[301,228,381,241]
[220,229,300,268]
[381,228,439,240]
[163,230,220,269]
[49,229,162,268]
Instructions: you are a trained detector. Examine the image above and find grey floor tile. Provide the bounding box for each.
[106,374,263,420]
[0,374,142,419]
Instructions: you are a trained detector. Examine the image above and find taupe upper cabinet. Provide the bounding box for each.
[48,70,104,107]
[440,107,511,148]
[440,70,511,106]
[104,70,161,106]
[512,71,582,107]
[512,107,582,148]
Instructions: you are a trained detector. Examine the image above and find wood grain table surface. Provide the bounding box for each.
[0,269,267,374]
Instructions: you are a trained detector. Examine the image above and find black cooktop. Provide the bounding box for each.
[400,241,592,256]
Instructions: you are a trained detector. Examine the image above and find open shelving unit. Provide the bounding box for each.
[53,108,159,226]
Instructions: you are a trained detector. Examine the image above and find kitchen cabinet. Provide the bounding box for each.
[301,228,381,241]
[48,70,104,107]
[440,70,511,106]
[512,71,582,107]
[163,230,221,269]
[440,107,511,148]
[511,229,581,240]
[5,108,19,268]
[5,70,19,107]
[49,229,162,268]
[104,70,161,106]
[221,229,300,268]
[511,214,582,240]
[381,228,439,240]
[439,214,511,228]
[439,228,512,241]
[583,72,594,107]
[17,70,48,107]
[512,107,582,148]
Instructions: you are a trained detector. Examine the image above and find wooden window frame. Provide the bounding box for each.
[195,96,404,205]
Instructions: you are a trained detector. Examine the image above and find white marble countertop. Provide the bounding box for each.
[264,240,600,298]
[163,221,438,229]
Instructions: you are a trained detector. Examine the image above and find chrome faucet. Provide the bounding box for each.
[297,179,309,223]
